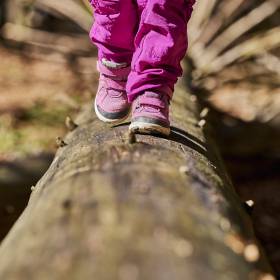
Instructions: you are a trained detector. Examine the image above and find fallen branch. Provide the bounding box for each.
[198,27,280,75]
[194,0,280,68]
[1,23,95,55]
[35,0,92,32]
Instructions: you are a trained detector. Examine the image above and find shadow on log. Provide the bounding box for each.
[0,62,274,279]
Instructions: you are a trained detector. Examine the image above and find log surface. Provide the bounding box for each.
[0,63,272,279]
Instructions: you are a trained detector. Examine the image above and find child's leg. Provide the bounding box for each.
[128,0,195,135]
[89,0,138,64]
[89,0,138,123]
[127,0,195,102]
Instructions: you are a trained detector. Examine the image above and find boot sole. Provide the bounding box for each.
[94,99,130,124]
[129,121,170,136]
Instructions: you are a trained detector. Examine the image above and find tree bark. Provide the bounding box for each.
[0,62,273,279]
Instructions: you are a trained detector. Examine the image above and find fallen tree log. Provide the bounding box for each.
[0,62,273,279]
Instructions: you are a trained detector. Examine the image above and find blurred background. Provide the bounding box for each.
[0,0,279,276]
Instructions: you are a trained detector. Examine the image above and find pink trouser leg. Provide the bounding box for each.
[89,0,195,101]
[89,0,138,64]
[127,0,195,102]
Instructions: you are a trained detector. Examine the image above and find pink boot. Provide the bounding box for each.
[129,90,171,136]
[94,59,131,124]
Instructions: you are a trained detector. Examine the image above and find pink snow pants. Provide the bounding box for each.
[89,0,195,102]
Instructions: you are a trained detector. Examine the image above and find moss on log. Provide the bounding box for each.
[0,62,273,279]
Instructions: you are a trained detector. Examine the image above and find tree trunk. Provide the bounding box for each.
[0,62,273,279]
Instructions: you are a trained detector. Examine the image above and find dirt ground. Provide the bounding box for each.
[0,45,98,159]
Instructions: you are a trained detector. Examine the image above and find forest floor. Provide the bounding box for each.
[0,45,97,159]
[0,43,280,276]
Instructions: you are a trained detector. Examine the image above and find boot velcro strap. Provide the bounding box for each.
[139,96,166,109]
